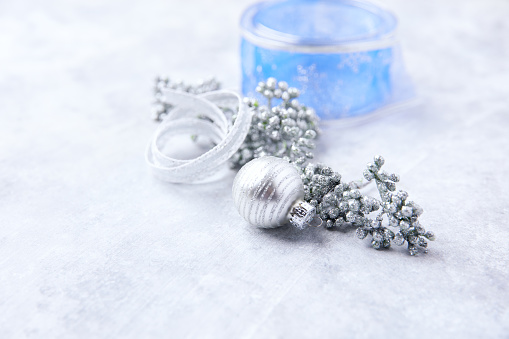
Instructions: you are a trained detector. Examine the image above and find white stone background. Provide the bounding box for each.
[1,0,508,338]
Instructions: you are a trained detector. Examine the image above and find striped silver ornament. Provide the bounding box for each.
[232,156,316,228]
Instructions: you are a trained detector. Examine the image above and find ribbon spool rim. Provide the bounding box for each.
[240,0,398,53]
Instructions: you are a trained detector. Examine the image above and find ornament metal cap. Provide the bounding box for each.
[288,200,322,229]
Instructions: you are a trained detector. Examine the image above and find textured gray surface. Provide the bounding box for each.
[1,0,508,338]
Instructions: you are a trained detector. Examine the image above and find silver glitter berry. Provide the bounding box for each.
[229,78,320,169]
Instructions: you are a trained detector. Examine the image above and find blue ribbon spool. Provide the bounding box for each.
[240,0,415,119]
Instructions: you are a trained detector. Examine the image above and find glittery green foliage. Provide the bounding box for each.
[229,78,320,168]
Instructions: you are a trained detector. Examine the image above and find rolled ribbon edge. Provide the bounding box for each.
[146,90,252,184]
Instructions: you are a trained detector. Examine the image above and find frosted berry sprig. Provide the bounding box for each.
[302,155,435,255]
[255,77,301,111]
[360,156,436,255]
[355,214,396,250]
[301,163,380,229]
[229,78,320,168]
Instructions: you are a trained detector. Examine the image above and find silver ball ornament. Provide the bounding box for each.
[232,156,311,228]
